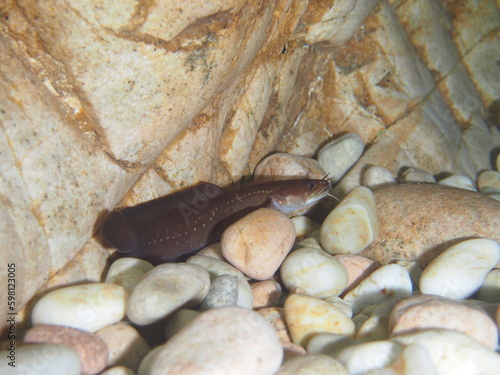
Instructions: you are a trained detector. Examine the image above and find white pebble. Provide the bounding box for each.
[235,277,254,309]
[317,133,364,183]
[419,238,500,299]
[276,354,349,375]
[127,263,210,325]
[280,247,348,298]
[222,208,295,280]
[437,175,476,191]
[100,366,136,375]
[362,166,397,189]
[392,329,500,375]
[324,296,353,318]
[475,268,500,303]
[149,307,283,375]
[385,344,438,375]
[137,345,163,375]
[186,254,245,279]
[31,283,128,332]
[284,293,355,347]
[343,264,412,315]
[320,186,379,254]
[291,215,321,237]
[105,257,154,292]
[306,332,357,356]
[477,170,500,195]
[336,340,402,375]
[0,344,81,375]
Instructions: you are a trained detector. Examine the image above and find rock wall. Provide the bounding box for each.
[0,0,498,335]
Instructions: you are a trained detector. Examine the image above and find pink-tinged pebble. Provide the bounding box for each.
[251,280,283,309]
[333,254,379,296]
[23,324,108,375]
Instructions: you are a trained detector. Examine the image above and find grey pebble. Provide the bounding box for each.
[199,274,239,311]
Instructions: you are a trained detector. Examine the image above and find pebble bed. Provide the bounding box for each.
[1,133,500,375]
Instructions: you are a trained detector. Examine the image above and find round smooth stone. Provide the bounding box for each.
[197,242,225,260]
[280,247,348,298]
[488,193,500,201]
[324,296,353,318]
[275,354,349,375]
[251,280,283,309]
[400,167,436,183]
[96,322,150,371]
[0,344,81,375]
[355,314,389,340]
[199,274,238,311]
[149,306,283,375]
[362,165,397,189]
[419,238,500,300]
[221,208,296,280]
[351,314,370,331]
[291,215,321,237]
[186,254,245,279]
[306,332,357,356]
[343,264,412,315]
[137,345,163,375]
[164,309,200,340]
[477,170,500,194]
[284,293,355,347]
[388,295,498,350]
[294,236,322,250]
[317,133,364,184]
[257,307,293,344]
[254,152,326,181]
[394,260,422,290]
[31,283,128,332]
[127,263,210,325]
[333,254,379,296]
[391,329,500,375]
[320,186,379,255]
[236,277,254,308]
[384,344,438,375]
[105,257,154,292]
[23,325,108,375]
[336,340,402,375]
[437,175,476,191]
[475,268,500,303]
[100,366,136,375]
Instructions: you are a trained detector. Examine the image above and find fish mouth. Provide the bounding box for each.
[306,183,330,205]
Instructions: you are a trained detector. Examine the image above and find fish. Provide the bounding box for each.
[101,178,331,264]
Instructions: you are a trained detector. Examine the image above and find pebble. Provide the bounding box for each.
[356,314,389,341]
[394,260,422,291]
[294,235,322,250]
[477,170,500,194]
[360,183,500,266]
[284,293,355,347]
[333,254,379,295]
[221,208,296,280]
[400,167,436,183]
[388,295,498,349]
[149,306,283,375]
[0,344,82,375]
[137,345,163,375]
[275,354,349,375]
[164,309,200,340]
[253,152,326,181]
[126,263,210,325]
[197,242,225,260]
[437,175,476,191]
[198,274,238,311]
[336,340,402,375]
[291,215,320,237]
[343,264,412,315]
[392,329,500,375]
[100,366,136,375]
[475,268,500,303]
[31,283,128,332]
[383,344,438,375]
[280,247,348,298]
[95,322,150,371]
[186,254,245,279]
[257,307,293,344]
[105,257,154,292]
[306,332,358,356]
[419,238,500,299]
[23,324,108,375]
[320,186,379,255]
[324,296,353,318]
[235,277,254,308]
[251,280,283,309]
[317,133,364,183]
[362,165,397,189]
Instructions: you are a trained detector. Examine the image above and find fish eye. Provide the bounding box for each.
[308,182,316,189]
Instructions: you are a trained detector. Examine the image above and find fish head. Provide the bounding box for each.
[268,178,331,213]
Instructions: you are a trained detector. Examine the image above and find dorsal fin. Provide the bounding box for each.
[123,182,223,221]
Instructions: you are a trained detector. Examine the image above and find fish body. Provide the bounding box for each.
[101,178,330,264]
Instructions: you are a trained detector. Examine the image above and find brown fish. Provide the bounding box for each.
[101,178,330,264]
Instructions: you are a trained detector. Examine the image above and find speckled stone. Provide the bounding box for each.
[254,153,326,181]
[149,307,283,375]
[127,263,210,325]
[199,274,238,311]
[105,257,154,292]
[23,324,108,375]
[95,322,150,371]
[251,280,283,309]
[31,283,128,332]
[400,167,436,183]
[0,344,82,375]
[477,170,500,195]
